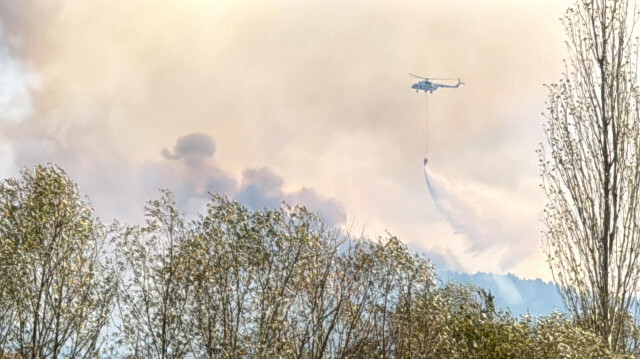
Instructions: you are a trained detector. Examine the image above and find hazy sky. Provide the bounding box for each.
[0,0,573,279]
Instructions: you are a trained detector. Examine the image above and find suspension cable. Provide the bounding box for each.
[425,93,429,159]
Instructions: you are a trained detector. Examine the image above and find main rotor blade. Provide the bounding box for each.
[409,73,429,80]
[409,73,457,81]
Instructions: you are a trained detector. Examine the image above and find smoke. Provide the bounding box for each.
[0,0,569,278]
[424,159,539,271]
[287,187,345,225]
[236,166,346,225]
[103,133,348,225]
[162,133,216,160]
[236,167,286,209]
[0,20,41,178]
[0,27,39,124]
[492,273,523,306]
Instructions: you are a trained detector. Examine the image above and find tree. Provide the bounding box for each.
[186,195,258,358]
[113,190,194,359]
[0,164,116,358]
[183,195,436,359]
[540,0,640,352]
[390,281,630,359]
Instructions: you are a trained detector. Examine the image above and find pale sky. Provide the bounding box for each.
[0,0,573,280]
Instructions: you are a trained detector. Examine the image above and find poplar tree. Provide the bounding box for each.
[0,164,116,358]
[541,0,640,351]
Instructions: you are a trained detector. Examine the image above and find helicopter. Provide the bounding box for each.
[410,74,464,93]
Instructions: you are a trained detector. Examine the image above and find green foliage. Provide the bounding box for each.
[0,165,633,358]
[113,190,195,359]
[0,164,116,358]
[394,283,629,359]
[183,195,435,358]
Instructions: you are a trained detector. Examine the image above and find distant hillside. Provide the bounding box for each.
[438,271,565,317]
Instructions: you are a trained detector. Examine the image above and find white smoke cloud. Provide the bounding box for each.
[0,142,15,179]
[0,27,39,124]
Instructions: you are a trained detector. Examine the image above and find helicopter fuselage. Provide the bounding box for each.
[412,81,436,93]
[411,78,462,94]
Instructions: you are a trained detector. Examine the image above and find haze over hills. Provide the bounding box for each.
[439,270,565,317]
